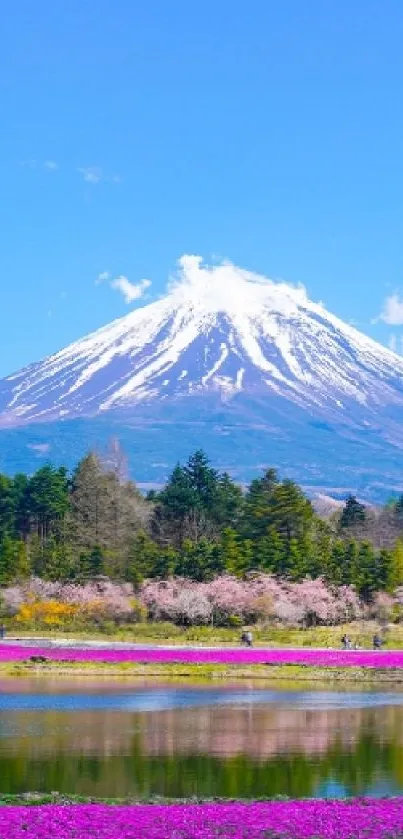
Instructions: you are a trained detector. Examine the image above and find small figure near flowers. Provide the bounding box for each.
[0,625,5,640]
[241,630,253,647]
[373,633,383,650]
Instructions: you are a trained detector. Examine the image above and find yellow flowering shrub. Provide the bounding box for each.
[16,599,78,627]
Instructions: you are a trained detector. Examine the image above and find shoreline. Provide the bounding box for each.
[2,639,403,682]
[3,659,403,683]
[0,793,398,805]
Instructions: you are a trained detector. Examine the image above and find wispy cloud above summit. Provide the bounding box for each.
[96,271,151,303]
[110,276,151,303]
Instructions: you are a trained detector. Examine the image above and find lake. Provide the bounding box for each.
[1,677,403,799]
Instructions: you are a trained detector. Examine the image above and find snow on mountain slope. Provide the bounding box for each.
[1,254,403,429]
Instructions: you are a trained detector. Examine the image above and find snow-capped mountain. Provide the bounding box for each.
[0,255,403,500]
[1,255,403,427]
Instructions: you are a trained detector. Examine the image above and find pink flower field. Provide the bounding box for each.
[0,799,403,838]
[1,643,403,668]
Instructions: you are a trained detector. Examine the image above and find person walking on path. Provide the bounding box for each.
[241,630,253,647]
[373,633,383,650]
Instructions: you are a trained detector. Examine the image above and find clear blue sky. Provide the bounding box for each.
[1,0,403,376]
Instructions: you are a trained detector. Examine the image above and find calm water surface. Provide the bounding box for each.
[1,677,403,799]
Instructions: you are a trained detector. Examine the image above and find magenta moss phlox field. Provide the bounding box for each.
[1,644,403,668]
[0,800,403,838]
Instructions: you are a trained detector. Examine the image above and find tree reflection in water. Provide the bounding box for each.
[1,693,403,799]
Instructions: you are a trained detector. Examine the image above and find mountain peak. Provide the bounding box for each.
[0,256,403,432]
[166,254,310,318]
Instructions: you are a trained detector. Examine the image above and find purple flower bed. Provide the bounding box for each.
[1,800,403,838]
[1,644,403,668]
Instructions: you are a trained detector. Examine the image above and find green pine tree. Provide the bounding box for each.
[184,450,219,514]
[0,536,20,584]
[213,473,244,528]
[269,481,314,542]
[0,474,16,538]
[353,541,378,602]
[295,532,316,580]
[327,540,346,586]
[310,519,332,579]
[239,539,254,575]
[378,547,394,592]
[126,531,160,582]
[242,469,279,540]
[42,536,61,581]
[176,538,217,582]
[287,538,303,580]
[342,541,359,586]
[88,545,105,578]
[153,547,177,579]
[389,540,403,590]
[339,495,366,529]
[14,540,30,579]
[219,528,244,576]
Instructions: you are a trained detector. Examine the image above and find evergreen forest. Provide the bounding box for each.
[1,442,403,603]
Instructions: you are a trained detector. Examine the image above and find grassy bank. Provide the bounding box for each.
[8,620,403,648]
[2,658,403,683]
[0,792,304,807]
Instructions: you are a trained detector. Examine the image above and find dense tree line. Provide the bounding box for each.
[1,444,403,601]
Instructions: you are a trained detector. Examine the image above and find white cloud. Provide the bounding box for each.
[110,276,151,304]
[78,167,121,185]
[96,271,110,285]
[167,254,308,314]
[44,160,58,171]
[78,166,102,184]
[377,293,403,325]
[95,270,151,302]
